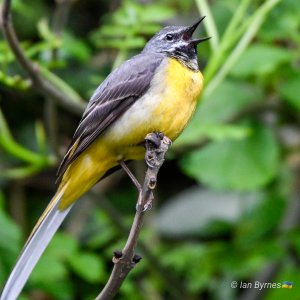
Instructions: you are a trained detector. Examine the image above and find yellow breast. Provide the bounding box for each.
[153,58,203,140]
[104,57,203,147]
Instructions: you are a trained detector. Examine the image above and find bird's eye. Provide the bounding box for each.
[165,34,174,41]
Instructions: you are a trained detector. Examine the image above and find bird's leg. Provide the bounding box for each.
[136,132,172,212]
[120,161,142,192]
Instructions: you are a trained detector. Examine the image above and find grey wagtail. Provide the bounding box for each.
[1,17,209,300]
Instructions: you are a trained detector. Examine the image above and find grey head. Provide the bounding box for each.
[142,16,210,70]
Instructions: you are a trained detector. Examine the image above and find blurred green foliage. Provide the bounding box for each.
[0,0,300,299]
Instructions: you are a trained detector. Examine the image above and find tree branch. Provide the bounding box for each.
[95,132,172,300]
[0,0,85,115]
[93,195,187,299]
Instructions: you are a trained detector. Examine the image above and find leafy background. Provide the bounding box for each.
[0,0,300,299]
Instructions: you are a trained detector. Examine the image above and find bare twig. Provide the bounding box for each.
[95,133,172,300]
[93,194,188,300]
[0,0,85,115]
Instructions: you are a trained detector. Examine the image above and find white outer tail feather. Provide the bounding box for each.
[0,188,73,300]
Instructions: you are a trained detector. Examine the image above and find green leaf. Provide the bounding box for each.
[94,37,145,50]
[30,254,68,283]
[0,71,30,90]
[176,80,262,146]
[68,252,105,283]
[62,32,92,62]
[180,122,279,190]
[163,243,227,292]
[0,110,55,178]
[37,19,61,48]
[259,0,300,41]
[0,209,22,266]
[236,194,285,244]
[46,233,78,260]
[0,41,14,64]
[291,228,300,251]
[96,25,134,37]
[112,1,142,26]
[163,243,207,274]
[1,164,49,179]
[279,75,300,111]
[230,44,293,77]
[221,239,283,279]
[0,260,5,287]
[153,187,261,237]
[0,191,4,208]
[35,121,47,154]
[30,279,74,300]
[39,66,83,104]
[29,234,78,284]
[138,4,175,23]
[193,123,251,142]
[90,1,174,53]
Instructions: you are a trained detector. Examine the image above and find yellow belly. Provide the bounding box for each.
[59,58,203,209]
[152,58,203,140]
[103,57,204,157]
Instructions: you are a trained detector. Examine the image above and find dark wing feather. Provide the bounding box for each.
[56,53,164,181]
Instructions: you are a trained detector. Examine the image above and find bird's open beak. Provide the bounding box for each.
[184,16,211,45]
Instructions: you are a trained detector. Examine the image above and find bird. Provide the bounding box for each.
[1,17,209,299]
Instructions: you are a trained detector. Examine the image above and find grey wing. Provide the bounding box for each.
[56,53,164,181]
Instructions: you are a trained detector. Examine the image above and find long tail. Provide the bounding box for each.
[0,186,73,300]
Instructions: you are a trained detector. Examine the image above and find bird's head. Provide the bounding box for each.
[142,16,210,70]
